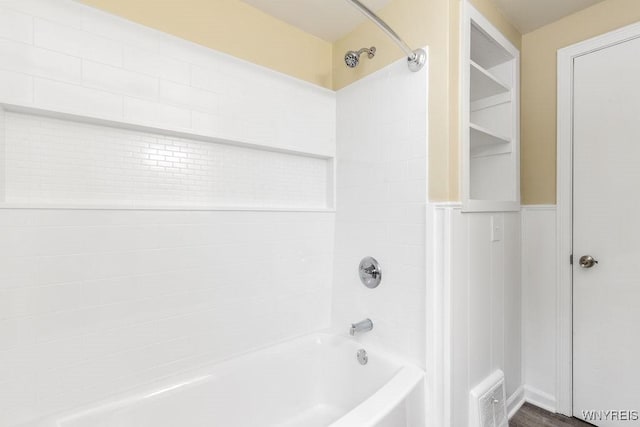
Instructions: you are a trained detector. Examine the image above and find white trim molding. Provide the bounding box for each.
[520,204,556,211]
[426,202,460,427]
[556,20,640,417]
[524,385,557,414]
[460,0,520,212]
[507,386,525,419]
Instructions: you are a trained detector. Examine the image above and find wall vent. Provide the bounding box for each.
[469,370,508,427]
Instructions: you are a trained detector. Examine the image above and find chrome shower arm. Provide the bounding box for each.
[346,0,413,58]
[345,0,426,72]
[356,46,376,58]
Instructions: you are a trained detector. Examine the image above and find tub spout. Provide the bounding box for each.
[349,318,373,336]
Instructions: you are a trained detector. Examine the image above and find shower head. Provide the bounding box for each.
[344,46,376,68]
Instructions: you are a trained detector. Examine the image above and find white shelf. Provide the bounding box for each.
[470,23,513,69]
[471,92,511,112]
[470,123,510,147]
[470,60,510,102]
[462,2,520,212]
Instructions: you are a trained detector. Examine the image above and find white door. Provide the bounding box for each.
[573,35,640,426]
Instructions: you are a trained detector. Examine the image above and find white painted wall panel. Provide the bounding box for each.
[503,212,522,398]
[448,207,471,427]
[521,206,558,411]
[435,206,522,427]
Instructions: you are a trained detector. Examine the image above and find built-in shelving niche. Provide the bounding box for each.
[0,105,335,212]
[462,2,520,212]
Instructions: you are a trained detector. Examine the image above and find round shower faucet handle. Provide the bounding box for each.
[358,256,382,288]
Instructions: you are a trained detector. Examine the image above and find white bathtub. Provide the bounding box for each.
[31,333,425,427]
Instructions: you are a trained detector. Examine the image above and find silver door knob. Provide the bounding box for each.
[579,255,598,268]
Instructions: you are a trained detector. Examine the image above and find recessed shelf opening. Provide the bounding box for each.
[470,22,513,69]
[463,4,520,212]
[470,60,510,102]
[0,105,335,211]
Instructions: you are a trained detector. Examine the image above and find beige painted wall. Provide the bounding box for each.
[521,0,640,204]
[79,0,333,88]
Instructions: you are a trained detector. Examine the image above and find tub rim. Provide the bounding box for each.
[25,331,425,427]
[329,364,424,427]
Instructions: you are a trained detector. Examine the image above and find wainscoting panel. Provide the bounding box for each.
[521,205,558,412]
[430,204,522,427]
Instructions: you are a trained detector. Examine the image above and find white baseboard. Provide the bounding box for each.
[524,385,557,413]
[507,386,525,419]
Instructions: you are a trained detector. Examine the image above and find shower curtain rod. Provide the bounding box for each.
[345,0,426,72]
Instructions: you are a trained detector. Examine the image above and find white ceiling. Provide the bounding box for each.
[491,0,606,34]
[241,0,392,42]
[242,0,606,42]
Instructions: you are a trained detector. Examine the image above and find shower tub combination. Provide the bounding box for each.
[8,1,427,426]
[30,333,425,427]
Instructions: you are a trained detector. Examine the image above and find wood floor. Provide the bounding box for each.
[510,403,594,427]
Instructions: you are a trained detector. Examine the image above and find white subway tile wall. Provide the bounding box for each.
[33,18,124,67]
[3,112,328,208]
[0,7,33,44]
[0,0,337,425]
[0,38,82,84]
[0,0,335,157]
[332,57,428,368]
[33,77,123,120]
[0,210,334,425]
[0,69,33,105]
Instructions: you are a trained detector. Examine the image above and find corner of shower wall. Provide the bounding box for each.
[332,51,429,367]
[333,48,429,427]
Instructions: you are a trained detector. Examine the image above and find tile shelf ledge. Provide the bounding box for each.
[0,103,336,212]
[0,103,336,160]
[0,203,336,213]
